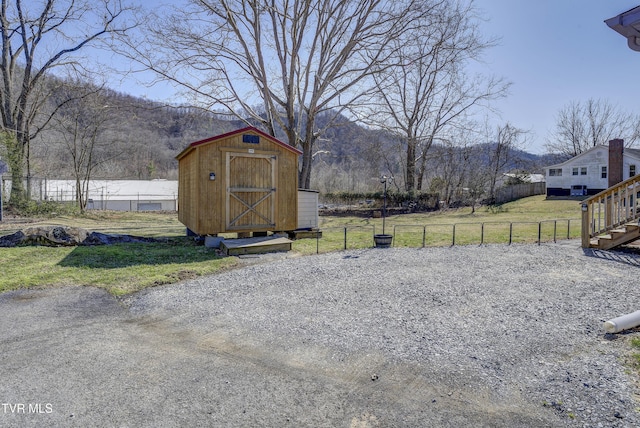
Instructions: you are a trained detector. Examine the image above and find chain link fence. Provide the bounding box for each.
[1,177,178,211]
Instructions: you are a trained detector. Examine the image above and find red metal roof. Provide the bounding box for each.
[177,126,302,159]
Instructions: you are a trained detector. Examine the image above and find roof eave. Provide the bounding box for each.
[545,145,607,169]
[176,126,303,160]
[605,6,640,52]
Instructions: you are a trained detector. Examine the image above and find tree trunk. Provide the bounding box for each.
[299,142,313,189]
[416,154,427,191]
[75,178,86,213]
[405,139,416,191]
[4,132,25,205]
[9,161,24,204]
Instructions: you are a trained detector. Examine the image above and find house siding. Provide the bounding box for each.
[545,146,609,196]
[545,144,640,197]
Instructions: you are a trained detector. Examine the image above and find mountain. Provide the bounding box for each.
[27,81,558,193]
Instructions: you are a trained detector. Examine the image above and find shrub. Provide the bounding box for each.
[322,190,439,211]
[10,199,80,217]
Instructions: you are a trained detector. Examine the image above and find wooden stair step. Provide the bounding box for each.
[594,227,640,250]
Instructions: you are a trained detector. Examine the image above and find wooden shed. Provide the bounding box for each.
[176,126,302,236]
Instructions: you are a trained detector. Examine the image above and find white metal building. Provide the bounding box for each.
[34,179,178,211]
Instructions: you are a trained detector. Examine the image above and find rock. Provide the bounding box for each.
[0,226,158,247]
[0,226,85,247]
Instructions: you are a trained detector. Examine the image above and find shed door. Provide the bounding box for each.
[226,152,277,230]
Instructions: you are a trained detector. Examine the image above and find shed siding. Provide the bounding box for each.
[198,140,225,232]
[278,148,298,231]
[298,190,319,229]
[178,149,199,231]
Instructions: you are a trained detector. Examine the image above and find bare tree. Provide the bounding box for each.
[546,98,640,157]
[464,159,487,214]
[51,85,125,211]
[423,122,526,211]
[485,123,527,204]
[0,0,136,204]
[364,0,509,192]
[127,0,427,189]
[429,137,470,208]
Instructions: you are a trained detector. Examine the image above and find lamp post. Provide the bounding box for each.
[374,175,393,248]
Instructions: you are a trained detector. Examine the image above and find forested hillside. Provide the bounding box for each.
[25,83,546,191]
[26,84,558,198]
[30,88,233,181]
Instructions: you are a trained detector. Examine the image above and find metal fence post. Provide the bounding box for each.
[509,223,513,245]
[452,224,456,246]
[344,227,347,250]
[422,226,426,248]
[480,223,484,245]
[538,222,542,245]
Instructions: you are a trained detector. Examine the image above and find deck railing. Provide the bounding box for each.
[581,174,640,247]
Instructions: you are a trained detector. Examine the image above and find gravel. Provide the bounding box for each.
[123,241,640,427]
[2,241,640,427]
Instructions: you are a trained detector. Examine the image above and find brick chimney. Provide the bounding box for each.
[609,138,624,187]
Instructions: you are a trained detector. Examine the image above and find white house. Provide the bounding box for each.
[545,139,640,197]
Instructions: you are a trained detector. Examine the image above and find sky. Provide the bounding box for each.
[118,0,640,155]
[471,0,640,153]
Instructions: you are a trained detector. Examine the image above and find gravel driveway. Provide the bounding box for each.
[1,242,640,427]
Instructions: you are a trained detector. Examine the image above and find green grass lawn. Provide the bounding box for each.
[0,240,236,296]
[295,195,582,253]
[0,195,582,295]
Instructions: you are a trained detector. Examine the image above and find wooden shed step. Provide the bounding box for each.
[288,229,322,239]
[220,236,292,256]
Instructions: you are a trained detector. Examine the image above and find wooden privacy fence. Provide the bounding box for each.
[581,174,640,248]
[306,219,580,254]
[494,182,546,204]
